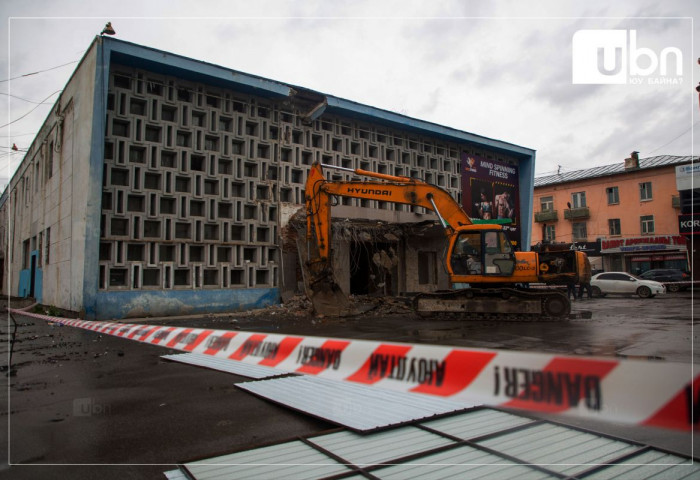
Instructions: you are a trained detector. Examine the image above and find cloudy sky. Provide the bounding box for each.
[0,0,698,186]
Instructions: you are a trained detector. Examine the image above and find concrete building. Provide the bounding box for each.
[0,36,536,319]
[532,154,695,274]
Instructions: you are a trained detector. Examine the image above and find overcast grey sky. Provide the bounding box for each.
[0,0,698,185]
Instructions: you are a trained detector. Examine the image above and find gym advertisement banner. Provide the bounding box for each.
[461,153,520,248]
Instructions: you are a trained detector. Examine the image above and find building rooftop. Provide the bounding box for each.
[534,155,697,188]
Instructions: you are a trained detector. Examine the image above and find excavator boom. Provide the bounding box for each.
[306,162,471,263]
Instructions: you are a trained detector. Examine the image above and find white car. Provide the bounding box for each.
[590,272,666,298]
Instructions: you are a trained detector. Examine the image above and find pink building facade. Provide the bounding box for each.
[532,155,694,274]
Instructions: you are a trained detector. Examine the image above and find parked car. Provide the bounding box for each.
[590,272,666,298]
[638,269,690,292]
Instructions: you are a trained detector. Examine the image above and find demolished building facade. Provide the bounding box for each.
[0,37,536,319]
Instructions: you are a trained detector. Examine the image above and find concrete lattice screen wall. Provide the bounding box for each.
[97,65,517,298]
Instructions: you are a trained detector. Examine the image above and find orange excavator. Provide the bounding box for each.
[304,162,590,319]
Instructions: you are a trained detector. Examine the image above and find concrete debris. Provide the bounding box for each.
[348,295,414,316]
[372,248,398,270]
[237,293,413,320]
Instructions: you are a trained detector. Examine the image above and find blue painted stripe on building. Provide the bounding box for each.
[518,152,536,252]
[83,37,112,319]
[94,288,280,320]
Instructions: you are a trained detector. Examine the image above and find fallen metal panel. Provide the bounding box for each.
[161,353,284,379]
[582,450,700,479]
[421,408,537,440]
[476,422,641,477]
[184,440,351,480]
[307,426,456,466]
[370,444,560,479]
[236,375,472,432]
[163,469,189,480]
[170,408,698,480]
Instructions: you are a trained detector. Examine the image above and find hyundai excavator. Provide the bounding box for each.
[303,162,590,319]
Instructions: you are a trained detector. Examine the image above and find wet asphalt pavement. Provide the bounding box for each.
[1,292,698,479]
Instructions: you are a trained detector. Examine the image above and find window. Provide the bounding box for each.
[640,182,653,201]
[544,224,555,242]
[22,239,30,269]
[45,227,50,265]
[608,218,621,236]
[46,141,54,180]
[572,222,587,241]
[540,196,554,212]
[606,186,619,205]
[641,215,654,234]
[571,192,586,208]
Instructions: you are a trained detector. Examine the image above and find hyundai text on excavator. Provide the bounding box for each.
[303,162,591,319]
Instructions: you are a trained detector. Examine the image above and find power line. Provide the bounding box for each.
[0,92,57,105]
[647,120,699,155]
[0,90,62,129]
[0,60,78,83]
[0,132,36,138]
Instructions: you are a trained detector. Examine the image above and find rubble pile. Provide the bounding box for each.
[346,295,413,315]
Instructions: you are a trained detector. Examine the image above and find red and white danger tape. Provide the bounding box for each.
[9,309,699,431]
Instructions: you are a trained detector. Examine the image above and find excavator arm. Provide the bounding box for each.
[305,162,471,264]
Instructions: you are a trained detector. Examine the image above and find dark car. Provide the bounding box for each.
[638,269,690,292]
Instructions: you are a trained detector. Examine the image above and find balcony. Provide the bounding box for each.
[534,210,558,223]
[672,195,680,209]
[564,207,590,220]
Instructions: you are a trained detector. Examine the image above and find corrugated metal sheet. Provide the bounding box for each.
[534,155,696,187]
[307,427,455,466]
[177,408,698,480]
[421,408,536,439]
[235,375,472,432]
[184,440,351,480]
[583,450,700,479]
[476,422,642,476]
[163,469,189,480]
[161,353,284,379]
[371,445,560,480]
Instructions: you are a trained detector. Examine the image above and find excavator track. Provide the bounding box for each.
[413,287,576,322]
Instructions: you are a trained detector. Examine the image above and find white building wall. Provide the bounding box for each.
[1,42,98,311]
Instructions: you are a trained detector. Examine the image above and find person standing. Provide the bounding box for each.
[578,281,593,299]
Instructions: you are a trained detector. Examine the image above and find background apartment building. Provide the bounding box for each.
[0,36,536,319]
[532,153,695,274]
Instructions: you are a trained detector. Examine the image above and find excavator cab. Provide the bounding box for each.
[449,229,515,277]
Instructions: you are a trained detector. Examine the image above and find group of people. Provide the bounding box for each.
[567,280,592,300]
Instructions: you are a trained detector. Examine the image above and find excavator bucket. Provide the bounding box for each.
[296,234,355,317]
[307,277,353,317]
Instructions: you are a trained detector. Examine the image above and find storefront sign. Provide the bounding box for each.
[568,241,601,255]
[600,235,687,253]
[678,214,700,235]
[675,164,700,191]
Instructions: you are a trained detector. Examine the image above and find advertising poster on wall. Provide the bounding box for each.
[461,153,520,248]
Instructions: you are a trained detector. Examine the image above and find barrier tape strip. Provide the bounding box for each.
[9,309,699,431]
